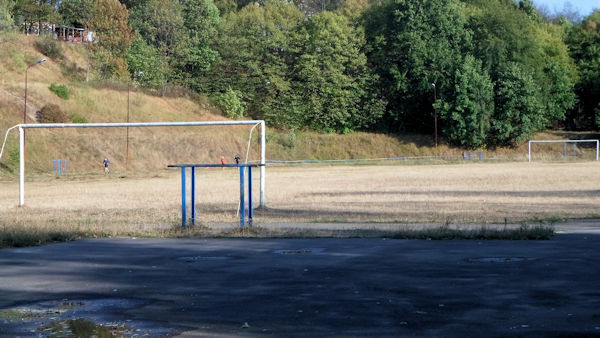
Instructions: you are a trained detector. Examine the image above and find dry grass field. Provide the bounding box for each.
[1,162,598,240]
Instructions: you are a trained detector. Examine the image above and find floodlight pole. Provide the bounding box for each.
[24,58,46,124]
[126,71,143,170]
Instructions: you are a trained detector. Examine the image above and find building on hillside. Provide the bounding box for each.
[22,22,95,44]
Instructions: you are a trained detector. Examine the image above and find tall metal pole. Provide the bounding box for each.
[126,72,142,170]
[24,58,46,124]
[432,83,438,150]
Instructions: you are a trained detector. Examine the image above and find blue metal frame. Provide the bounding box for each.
[169,163,263,228]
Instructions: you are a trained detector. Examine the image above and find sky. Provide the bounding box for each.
[532,0,599,17]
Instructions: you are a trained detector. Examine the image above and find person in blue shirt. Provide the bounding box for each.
[103,158,110,175]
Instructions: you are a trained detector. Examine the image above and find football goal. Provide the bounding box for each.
[528,139,599,162]
[0,121,266,207]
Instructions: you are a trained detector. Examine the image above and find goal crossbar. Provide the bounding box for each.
[528,139,599,162]
[3,121,266,207]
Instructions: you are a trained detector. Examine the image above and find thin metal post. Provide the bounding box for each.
[468,152,471,161]
[248,166,253,226]
[191,167,196,226]
[53,160,56,175]
[260,121,266,207]
[239,165,245,228]
[181,167,186,227]
[564,143,567,159]
[19,127,24,206]
[64,159,67,175]
[478,152,482,161]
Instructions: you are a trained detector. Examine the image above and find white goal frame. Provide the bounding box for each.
[528,139,599,162]
[2,121,266,207]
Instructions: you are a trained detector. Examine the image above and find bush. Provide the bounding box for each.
[39,104,68,123]
[49,83,70,99]
[34,36,63,59]
[70,113,88,123]
[214,87,245,119]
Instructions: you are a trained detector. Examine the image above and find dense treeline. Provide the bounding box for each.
[1,0,599,147]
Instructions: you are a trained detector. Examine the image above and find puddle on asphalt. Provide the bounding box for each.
[467,257,537,263]
[273,248,325,255]
[0,298,174,337]
[177,255,232,262]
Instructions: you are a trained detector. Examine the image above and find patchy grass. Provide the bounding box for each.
[1,162,598,247]
[390,224,554,240]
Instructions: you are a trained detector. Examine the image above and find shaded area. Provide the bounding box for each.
[1,236,600,336]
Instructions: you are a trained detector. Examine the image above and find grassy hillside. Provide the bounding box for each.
[0,32,596,178]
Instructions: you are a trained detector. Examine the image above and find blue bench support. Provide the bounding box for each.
[169,163,263,228]
[248,166,253,226]
[181,167,186,227]
[239,165,245,228]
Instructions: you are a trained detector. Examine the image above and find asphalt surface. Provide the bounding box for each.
[1,232,600,337]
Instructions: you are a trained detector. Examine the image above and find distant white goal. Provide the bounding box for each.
[528,139,599,162]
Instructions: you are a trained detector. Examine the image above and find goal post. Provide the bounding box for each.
[5,121,266,207]
[528,139,599,162]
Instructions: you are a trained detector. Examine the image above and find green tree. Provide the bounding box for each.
[288,11,384,132]
[127,34,163,88]
[88,0,133,80]
[438,55,494,148]
[466,0,576,131]
[211,0,304,120]
[490,62,543,146]
[364,0,472,133]
[172,0,220,92]
[0,0,13,30]
[129,0,183,94]
[59,0,93,27]
[567,10,600,130]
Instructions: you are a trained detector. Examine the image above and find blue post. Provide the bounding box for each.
[52,160,56,175]
[64,160,67,175]
[58,160,62,174]
[248,166,253,226]
[191,167,196,226]
[181,167,186,227]
[468,152,471,161]
[478,152,482,161]
[239,165,245,228]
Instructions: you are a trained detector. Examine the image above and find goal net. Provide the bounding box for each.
[528,139,599,162]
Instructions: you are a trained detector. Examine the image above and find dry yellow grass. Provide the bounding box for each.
[1,162,598,235]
